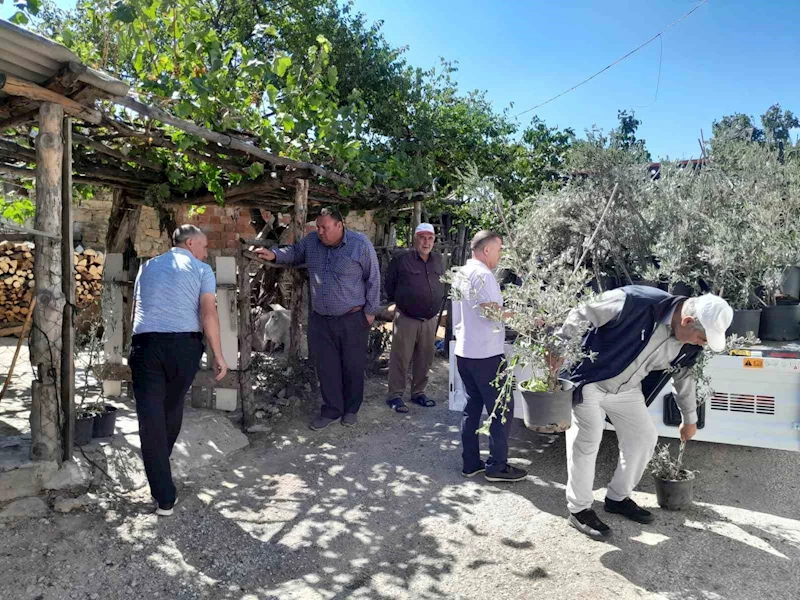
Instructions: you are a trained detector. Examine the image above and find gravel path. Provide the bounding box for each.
[1,360,798,600]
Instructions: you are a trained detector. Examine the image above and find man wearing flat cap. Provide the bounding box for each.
[384,223,445,413]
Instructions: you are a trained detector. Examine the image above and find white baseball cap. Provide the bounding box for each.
[694,294,734,352]
[415,223,435,235]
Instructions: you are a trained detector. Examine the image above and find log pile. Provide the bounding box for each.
[0,242,105,327]
[0,241,36,325]
[74,247,105,308]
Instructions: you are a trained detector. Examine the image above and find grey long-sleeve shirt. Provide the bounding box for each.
[559,289,698,424]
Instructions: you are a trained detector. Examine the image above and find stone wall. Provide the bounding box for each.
[134,207,171,258]
[344,210,378,241]
[72,193,113,250]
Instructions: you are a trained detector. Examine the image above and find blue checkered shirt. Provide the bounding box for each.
[272,229,381,316]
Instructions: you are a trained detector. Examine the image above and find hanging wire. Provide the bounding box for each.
[514,0,710,117]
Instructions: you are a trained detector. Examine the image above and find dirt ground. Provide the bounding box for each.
[1,357,799,600]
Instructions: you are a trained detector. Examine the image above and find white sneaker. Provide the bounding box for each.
[155,496,178,516]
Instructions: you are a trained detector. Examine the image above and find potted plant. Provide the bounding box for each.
[74,301,119,441]
[649,332,758,509]
[452,171,595,436]
[506,263,594,434]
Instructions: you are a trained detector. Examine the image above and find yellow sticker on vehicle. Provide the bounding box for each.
[743,358,764,369]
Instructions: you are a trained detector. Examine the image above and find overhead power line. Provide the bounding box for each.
[514,0,710,118]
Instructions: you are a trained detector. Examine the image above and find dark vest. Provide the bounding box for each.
[563,286,703,404]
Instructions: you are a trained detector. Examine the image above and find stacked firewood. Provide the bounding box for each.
[0,241,35,325]
[74,247,105,308]
[0,242,105,326]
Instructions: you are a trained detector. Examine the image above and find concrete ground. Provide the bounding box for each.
[1,358,799,600]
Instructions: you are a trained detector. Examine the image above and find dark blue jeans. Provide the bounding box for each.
[457,354,513,474]
[130,332,204,506]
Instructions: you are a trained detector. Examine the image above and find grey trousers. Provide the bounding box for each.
[387,312,438,399]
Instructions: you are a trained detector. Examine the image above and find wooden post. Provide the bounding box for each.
[455,224,467,266]
[289,179,308,357]
[412,200,422,232]
[238,246,255,428]
[30,103,65,463]
[105,188,141,355]
[61,116,75,460]
[375,222,385,247]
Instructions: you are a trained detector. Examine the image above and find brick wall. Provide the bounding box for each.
[71,194,380,256]
[178,205,259,252]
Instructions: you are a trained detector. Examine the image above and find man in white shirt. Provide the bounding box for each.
[451,231,527,482]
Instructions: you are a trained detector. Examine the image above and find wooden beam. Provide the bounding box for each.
[237,246,255,428]
[412,200,422,233]
[113,95,352,185]
[0,73,102,124]
[289,179,309,357]
[73,132,163,172]
[60,117,75,461]
[30,103,65,463]
[0,63,88,119]
[73,161,158,186]
[0,162,129,188]
[0,138,36,162]
[242,249,305,269]
[0,113,37,131]
[173,177,285,206]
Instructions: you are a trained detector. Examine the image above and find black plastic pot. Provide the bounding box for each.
[75,413,94,447]
[670,282,693,297]
[780,266,800,300]
[520,389,572,434]
[654,471,695,510]
[589,276,618,293]
[726,309,762,338]
[631,279,669,291]
[92,405,118,438]
[759,304,800,341]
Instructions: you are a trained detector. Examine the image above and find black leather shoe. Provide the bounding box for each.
[604,497,655,524]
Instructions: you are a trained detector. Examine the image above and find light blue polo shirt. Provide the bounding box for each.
[132,247,216,335]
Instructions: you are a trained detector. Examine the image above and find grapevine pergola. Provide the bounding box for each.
[0,18,427,465]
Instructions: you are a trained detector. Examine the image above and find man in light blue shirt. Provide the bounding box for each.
[130,225,227,516]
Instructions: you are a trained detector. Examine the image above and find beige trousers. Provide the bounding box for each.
[388,312,438,399]
[566,383,659,513]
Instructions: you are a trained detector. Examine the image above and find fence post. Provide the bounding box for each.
[238,246,255,428]
[289,179,308,358]
[60,116,74,460]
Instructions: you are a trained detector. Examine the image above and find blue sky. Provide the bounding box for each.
[3,0,798,159]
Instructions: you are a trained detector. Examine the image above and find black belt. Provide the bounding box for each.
[132,332,203,341]
[313,308,363,319]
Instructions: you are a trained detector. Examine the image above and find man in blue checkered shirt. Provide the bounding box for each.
[256,207,380,430]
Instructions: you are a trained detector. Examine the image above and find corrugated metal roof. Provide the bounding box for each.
[0,19,130,100]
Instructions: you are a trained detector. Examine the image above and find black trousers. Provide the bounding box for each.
[309,310,370,419]
[458,355,512,474]
[129,332,204,506]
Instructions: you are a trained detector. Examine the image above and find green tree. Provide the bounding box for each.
[609,109,650,162]
[760,103,799,145]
